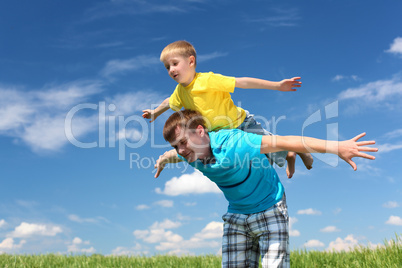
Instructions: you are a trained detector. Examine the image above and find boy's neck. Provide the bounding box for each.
[180,72,197,87]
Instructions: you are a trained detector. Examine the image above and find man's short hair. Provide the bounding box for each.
[163,109,206,143]
[160,40,197,66]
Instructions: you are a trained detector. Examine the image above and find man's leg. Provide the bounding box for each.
[222,213,260,268]
[258,195,290,268]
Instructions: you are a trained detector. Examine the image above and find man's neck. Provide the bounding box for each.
[199,133,215,164]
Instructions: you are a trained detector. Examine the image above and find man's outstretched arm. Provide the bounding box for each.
[261,133,377,170]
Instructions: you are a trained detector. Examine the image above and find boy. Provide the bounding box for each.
[155,109,377,267]
[142,40,312,178]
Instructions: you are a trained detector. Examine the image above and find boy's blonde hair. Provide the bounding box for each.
[160,40,197,66]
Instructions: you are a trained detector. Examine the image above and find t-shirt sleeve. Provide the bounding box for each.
[216,130,262,162]
[169,86,183,111]
[206,72,236,93]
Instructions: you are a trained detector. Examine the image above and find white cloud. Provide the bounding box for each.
[154,200,174,208]
[377,143,402,153]
[0,219,6,228]
[0,81,102,152]
[117,128,142,142]
[192,221,223,240]
[37,81,101,108]
[110,243,149,256]
[383,201,400,208]
[247,7,300,27]
[68,214,108,224]
[68,237,96,254]
[304,239,325,248]
[289,217,300,237]
[383,129,402,139]
[9,222,62,238]
[151,219,182,230]
[0,238,26,250]
[134,228,183,244]
[327,234,359,252]
[136,204,150,210]
[83,1,187,22]
[320,226,341,233]
[385,215,402,226]
[197,52,228,63]
[134,219,183,244]
[155,171,221,196]
[133,220,222,254]
[332,75,360,82]
[333,208,342,215]
[338,76,402,103]
[385,37,402,55]
[297,208,322,215]
[101,55,160,77]
[107,91,166,115]
[0,82,165,153]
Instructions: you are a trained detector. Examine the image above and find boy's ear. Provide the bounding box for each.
[189,55,196,67]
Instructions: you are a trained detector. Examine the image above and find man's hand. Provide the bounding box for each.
[153,149,182,178]
[154,154,167,178]
[277,77,302,92]
[338,133,378,171]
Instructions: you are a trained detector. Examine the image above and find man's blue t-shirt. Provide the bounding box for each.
[180,129,284,214]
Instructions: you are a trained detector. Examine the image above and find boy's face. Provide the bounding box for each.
[170,125,211,163]
[163,54,196,87]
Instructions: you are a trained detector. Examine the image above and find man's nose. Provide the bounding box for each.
[177,145,186,155]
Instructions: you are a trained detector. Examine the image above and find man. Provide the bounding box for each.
[154,109,377,268]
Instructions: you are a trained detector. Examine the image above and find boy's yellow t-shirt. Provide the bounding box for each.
[169,72,246,131]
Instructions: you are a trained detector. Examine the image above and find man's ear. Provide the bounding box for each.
[196,125,206,136]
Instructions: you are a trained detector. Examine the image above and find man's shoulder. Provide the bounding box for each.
[210,129,255,146]
[209,129,262,159]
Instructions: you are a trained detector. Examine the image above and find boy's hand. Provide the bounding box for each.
[142,109,156,122]
[338,133,378,171]
[278,77,302,92]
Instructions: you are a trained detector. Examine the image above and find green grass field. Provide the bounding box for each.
[1,235,401,267]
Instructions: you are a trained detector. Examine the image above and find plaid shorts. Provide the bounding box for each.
[221,194,289,268]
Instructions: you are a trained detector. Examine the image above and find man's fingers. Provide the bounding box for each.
[358,146,378,152]
[353,132,366,141]
[357,152,376,160]
[348,160,357,171]
[356,140,376,146]
[154,169,161,178]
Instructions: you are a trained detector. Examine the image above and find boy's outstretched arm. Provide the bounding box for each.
[235,77,301,92]
[142,97,170,123]
[154,149,183,178]
[261,133,378,170]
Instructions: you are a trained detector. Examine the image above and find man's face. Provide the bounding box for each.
[170,126,210,163]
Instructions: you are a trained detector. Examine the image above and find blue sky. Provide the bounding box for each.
[1,0,402,256]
